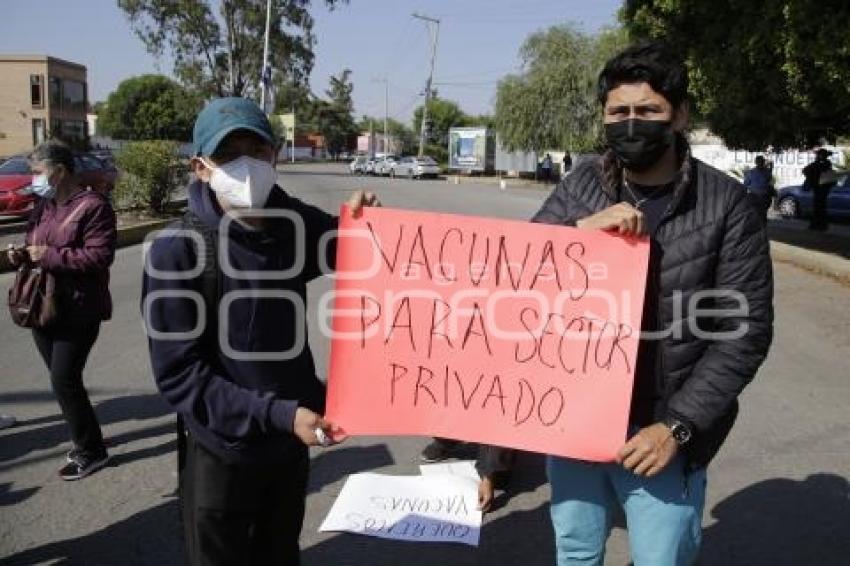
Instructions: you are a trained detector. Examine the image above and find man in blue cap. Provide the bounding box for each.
[142,97,378,565]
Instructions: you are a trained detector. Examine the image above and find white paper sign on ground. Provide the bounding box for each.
[319,472,482,546]
[419,460,479,482]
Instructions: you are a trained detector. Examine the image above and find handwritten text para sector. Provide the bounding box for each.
[364,221,590,296]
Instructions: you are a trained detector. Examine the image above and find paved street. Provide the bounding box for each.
[1,163,848,565]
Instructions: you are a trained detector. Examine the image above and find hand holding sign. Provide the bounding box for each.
[293,407,342,447]
[346,189,381,218]
[325,206,649,461]
[576,202,647,236]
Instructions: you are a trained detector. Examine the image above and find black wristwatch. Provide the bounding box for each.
[664,417,692,446]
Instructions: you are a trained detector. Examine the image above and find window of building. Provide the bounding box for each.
[30,75,44,108]
[49,77,61,110]
[61,120,87,142]
[32,119,46,146]
[62,80,86,113]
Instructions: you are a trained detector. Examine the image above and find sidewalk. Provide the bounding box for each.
[766,216,850,284]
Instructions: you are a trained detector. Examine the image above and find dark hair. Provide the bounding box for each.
[30,140,75,174]
[597,42,689,109]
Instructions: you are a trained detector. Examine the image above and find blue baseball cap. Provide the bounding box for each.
[192,97,276,157]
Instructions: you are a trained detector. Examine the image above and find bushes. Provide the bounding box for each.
[114,141,186,214]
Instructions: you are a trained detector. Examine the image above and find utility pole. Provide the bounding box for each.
[369,118,375,157]
[372,77,389,155]
[259,0,272,112]
[413,13,440,157]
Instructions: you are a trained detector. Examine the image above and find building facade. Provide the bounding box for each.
[0,55,88,157]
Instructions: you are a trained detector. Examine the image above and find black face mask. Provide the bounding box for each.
[605,119,675,172]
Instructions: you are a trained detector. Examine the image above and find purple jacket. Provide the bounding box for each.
[26,189,117,324]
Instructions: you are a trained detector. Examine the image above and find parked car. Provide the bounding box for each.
[89,148,116,166]
[364,158,378,175]
[0,156,36,216]
[74,153,119,194]
[350,156,368,175]
[374,155,400,176]
[775,173,850,219]
[391,156,441,179]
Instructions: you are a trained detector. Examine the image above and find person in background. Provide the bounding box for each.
[6,140,117,481]
[562,153,573,178]
[541,153,554,183]
[142,97,379,566]
[476,445,516,512]
[743,155,775,221]
[804,148,834,231]
[421,438,515,512]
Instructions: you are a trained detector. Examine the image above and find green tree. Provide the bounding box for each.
[118,0,347,98]
[494,24,627,153]
[469,114,496,129]
[412,98,471,148]
[327,69,354,114]
[97,75,202,141]
[623,0,850,149]
[357,115,417,154]
[297,69,357,157]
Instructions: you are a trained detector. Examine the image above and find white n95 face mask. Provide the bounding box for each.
[203,156,277,208]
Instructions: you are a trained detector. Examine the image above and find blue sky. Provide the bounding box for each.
[0,0,621,124]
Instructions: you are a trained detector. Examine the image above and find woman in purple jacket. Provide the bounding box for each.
[7,141,117,480]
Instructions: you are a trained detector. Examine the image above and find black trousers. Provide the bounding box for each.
[179,428,309,566]
[32,322,104,456]
[430,438,516,479]
[810,186,830,230]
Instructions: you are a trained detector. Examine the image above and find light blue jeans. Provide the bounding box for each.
[547,455,706,566]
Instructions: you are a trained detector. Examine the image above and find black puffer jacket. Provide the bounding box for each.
[533,149,774,469]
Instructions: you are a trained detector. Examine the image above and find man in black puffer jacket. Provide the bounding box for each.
[538,43,773,566]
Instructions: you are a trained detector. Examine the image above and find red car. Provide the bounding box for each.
[0,153,118,217]
[0,156,36,216]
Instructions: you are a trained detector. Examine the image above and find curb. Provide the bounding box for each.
[770,241,850,286]
[444,175,549,190]
[0,218,176,274]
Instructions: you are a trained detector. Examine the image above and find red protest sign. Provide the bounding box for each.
[325,206,649,462]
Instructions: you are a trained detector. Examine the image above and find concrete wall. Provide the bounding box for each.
[0,58,49,157]
[691,144,847,187]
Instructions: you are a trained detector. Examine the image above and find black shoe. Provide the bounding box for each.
[59,451,109,481]
[420,439,460,463]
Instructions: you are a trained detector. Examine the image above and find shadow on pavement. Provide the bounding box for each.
[0,482,39,507]
[699,473,850,566]
[0,389,107,404]
[0,393,171,464]
[109,438,178,468]
[2,499,184,566]
[767,222,850,259]
[9,413,64,428]
[302,503,554,566]
[303,448,554,566]
[488,450,548,513]
[308,443,395,495]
